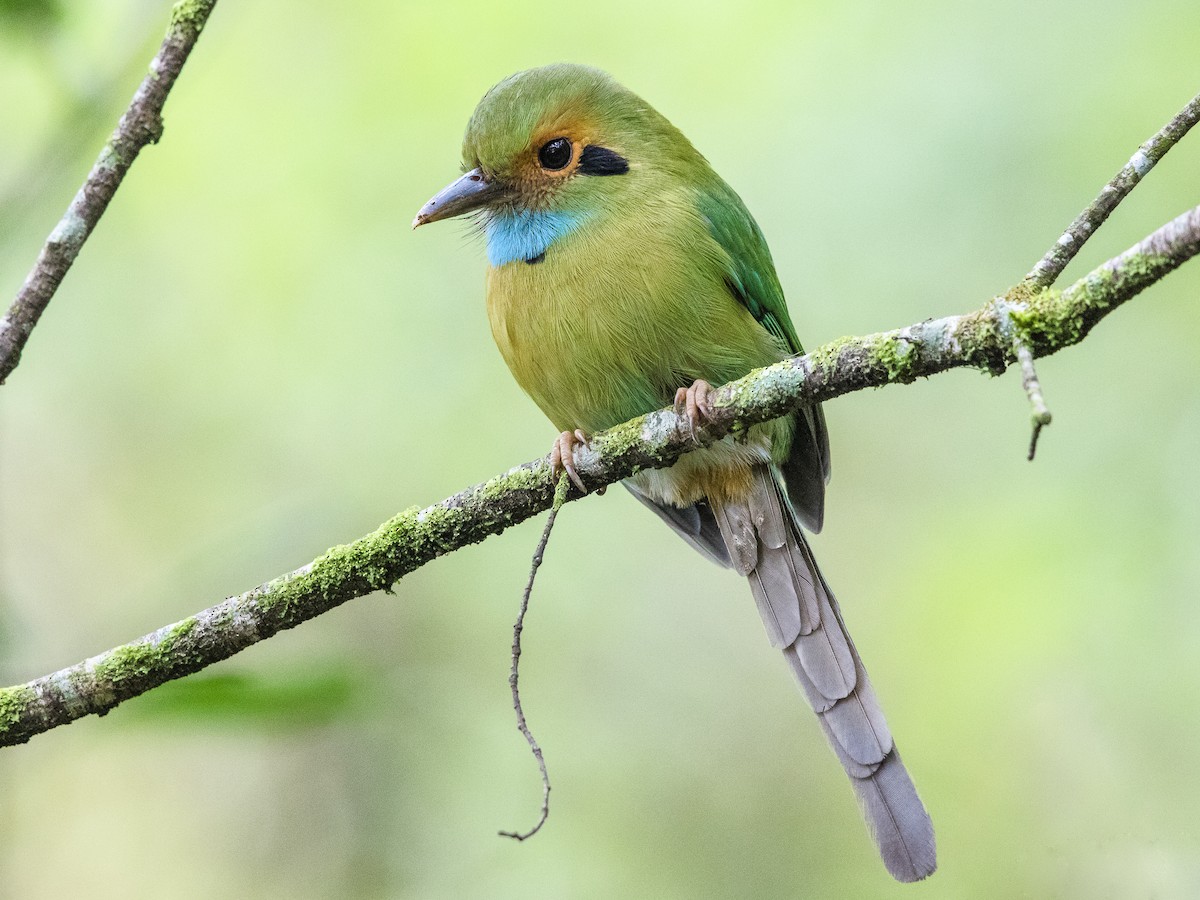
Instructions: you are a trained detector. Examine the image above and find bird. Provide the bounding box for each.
[413,63,935,883]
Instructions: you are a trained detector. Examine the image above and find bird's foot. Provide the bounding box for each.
[550,429,590,494]
[674,379,714,441]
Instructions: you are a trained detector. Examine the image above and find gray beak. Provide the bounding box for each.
[412,167,501,228]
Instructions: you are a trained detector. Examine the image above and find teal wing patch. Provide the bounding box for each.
[695,180,803,355]
[695,177,832,531]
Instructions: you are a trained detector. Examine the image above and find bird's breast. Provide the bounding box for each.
[484,199,792,503]
[485,210,712,432]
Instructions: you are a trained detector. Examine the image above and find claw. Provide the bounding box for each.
[550,430,589,494]
[675,379,714,441]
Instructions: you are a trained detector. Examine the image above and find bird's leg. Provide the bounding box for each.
[550,429,590,494]
[674,379,714,440]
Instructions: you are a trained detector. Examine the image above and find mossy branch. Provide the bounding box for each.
[0,0,219,385]
[1,202,1197,748]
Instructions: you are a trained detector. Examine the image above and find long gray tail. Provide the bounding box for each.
[711,465,936,883]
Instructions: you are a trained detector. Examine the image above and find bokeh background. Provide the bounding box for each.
[2,1,1199,897]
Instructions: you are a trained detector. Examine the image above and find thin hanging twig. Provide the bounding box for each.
[1016,340,1052,460]
[499,475,570,841]
[996,301,1054,460]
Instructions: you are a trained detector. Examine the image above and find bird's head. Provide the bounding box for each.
[413,64,697,266]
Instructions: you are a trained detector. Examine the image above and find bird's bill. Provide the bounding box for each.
[412,167,501,228]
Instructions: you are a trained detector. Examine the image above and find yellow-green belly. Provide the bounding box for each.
[485,207,792,505]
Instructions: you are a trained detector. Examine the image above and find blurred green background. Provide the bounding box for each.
[2,0,1199,897]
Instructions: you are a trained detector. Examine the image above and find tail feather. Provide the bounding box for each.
[712,465,936,883]
[789,647,891,769]
[792,588,857,701]
[855,751,937,884]
[746,483,820,637]
[813,713,883,780]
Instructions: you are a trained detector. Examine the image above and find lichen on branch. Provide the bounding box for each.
[1,202,1198,749]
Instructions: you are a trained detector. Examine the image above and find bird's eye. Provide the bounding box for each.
[538,137,572,171]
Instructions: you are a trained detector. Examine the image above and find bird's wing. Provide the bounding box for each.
[695,180,803,355]
[695,180,831,532]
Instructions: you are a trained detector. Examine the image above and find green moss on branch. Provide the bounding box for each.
[0,203,1197,749]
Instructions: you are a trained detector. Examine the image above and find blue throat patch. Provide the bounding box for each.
[485,208,584,267]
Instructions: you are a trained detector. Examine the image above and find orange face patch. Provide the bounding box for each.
[497,114,629,210]
[510,118,603,192]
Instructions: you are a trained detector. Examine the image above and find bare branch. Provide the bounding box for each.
[0,0,219,385]
[1,203,1196,749]
[1024,91,1200,288]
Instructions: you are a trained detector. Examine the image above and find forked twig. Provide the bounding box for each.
[1025,91,1200,288]
[1006,89,1200,456]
